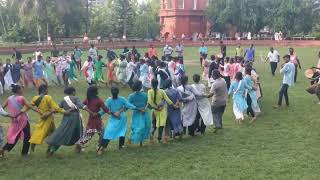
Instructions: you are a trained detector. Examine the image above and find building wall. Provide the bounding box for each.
[159,0,208,39]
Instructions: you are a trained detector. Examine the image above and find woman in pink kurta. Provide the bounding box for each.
[0,84,39,157]
[229,58,236,80]
[24,57,34,88]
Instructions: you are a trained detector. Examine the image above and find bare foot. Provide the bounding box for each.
[250,117,257,123]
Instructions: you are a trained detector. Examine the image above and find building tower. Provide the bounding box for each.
[159,0,208,40]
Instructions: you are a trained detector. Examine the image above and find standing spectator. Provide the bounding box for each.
[106,48,118,60]
[33,48,42,61]
[289,47,301,83]
[89,44,98,61]
[266,47,280,76]
[220,41,226,59]
[74,46,82,70]
[50,45,59,62]
[83,32,89,44]
[235,44,244,58]
[199,42,208,67]
[148,44,158,58]
[12,48,22,61]
[244,44,255,62]
[163,44,173,61]
[175,43,184,60]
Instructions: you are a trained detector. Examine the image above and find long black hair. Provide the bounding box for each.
[87,86,98,102]
[64,87,76,95]
[151,79,158,105]
[131,81,142,92]
[11,84,21,94]
[38,84,48,95]
[180,75,188,92]
[111,87,119,99]
[235,72,243,81]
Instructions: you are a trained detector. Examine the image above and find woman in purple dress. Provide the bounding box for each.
[164,79,183,138]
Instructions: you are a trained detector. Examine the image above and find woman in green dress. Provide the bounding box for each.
[94,55,106,84]
[46,87,94,156]
[69,54,78,83]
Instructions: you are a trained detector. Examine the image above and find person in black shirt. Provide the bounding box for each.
[12,48,22,61]
[208,55,220,79]
[220,41,226,59]
[106,48,118,60]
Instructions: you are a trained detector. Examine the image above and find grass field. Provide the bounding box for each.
[0,46,320,180]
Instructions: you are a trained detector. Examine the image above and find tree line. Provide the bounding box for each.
[207,0,320,36]
[0,0,319,43]
[0,0,160,42]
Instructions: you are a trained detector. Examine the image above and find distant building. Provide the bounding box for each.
[159,0,209,40]
[88,0,106,6]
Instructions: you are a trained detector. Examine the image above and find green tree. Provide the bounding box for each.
[132,0,161,39]
[109,0,137,38]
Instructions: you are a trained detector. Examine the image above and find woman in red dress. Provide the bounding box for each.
[77,86,109,152]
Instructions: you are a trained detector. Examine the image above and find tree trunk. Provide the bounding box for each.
[123,0,128,39]
[0,13,6,34]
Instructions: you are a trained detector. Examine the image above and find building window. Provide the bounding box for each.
[166,0,173,9]
[177,0,184,9]
[193,0,197,10]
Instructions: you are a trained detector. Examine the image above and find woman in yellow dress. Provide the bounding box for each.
[29,84,66,153]
[147,79,175,143]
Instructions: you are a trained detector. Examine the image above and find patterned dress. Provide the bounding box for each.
[78,97,109,145]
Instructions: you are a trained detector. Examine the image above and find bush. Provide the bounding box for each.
[311,32,320,40]
[2,25,38,43]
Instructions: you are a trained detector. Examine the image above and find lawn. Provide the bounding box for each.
[0,46,319,180]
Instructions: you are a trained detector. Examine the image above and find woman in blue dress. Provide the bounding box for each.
[228,72,248,124]
[128,81,150,146]
[243,67,260,123]
[164,79,183,139]
[97,87,137,155]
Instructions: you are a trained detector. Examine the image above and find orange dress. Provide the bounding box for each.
[107,62,115,81]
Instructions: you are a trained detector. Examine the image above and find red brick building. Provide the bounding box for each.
[159,0,209,40]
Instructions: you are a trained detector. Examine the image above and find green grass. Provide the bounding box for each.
[0,46,320,179]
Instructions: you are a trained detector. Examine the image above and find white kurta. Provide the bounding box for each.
[177,85,200,127]
[4,69,14,91]
[192,84,214,126]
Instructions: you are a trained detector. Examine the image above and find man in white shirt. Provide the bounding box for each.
[163,44,173,61]
[267,47,280,76]
[89,44,98,61]
[175,43,184,58]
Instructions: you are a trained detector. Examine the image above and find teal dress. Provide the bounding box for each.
[100,97,136,140]
[69,59,77,80]
[228,80,248,113]
[128,92,151,144]
[243,75,259,109]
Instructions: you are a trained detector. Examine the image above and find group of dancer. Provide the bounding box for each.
[0,42,318,158]
[0,46,82,94]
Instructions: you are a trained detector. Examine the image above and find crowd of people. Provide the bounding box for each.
[0,42,319,158]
